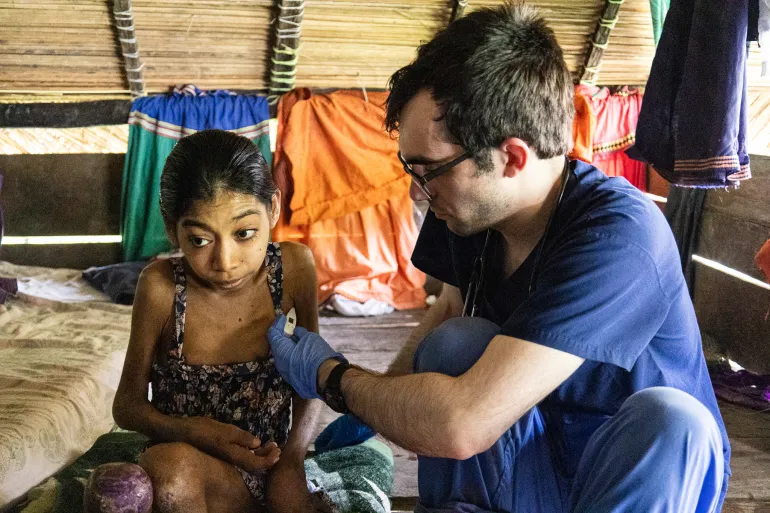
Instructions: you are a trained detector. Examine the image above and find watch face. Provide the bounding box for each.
[323,388,348,414]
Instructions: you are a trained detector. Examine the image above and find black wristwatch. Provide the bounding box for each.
[322,362,355,414]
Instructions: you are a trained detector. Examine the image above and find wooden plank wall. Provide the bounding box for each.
[693,155,770,373]
[0,153,124,268]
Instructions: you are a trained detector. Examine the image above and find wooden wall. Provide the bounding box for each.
[693,155,770,373]
[1,149,767,373]
[0,153,124,268]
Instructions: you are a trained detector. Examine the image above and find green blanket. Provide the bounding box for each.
[13,432,393,513]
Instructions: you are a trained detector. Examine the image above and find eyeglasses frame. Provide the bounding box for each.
[398,151,472,199]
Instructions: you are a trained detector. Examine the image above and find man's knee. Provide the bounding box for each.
[624,387,722,454]
[413,317,501,376]
[140,443,204,512]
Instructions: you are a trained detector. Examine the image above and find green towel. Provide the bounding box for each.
[305,439,394,513]
[13,432,394,513]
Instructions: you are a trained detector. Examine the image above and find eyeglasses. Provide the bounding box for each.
[398,151,471,200]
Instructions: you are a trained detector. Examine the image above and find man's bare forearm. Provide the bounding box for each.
[343,367,468,458]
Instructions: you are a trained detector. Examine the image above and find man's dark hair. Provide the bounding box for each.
[385,2,574,166]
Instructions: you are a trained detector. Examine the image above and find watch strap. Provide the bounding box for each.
[324,362,355,413]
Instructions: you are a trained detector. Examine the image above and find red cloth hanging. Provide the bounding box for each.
[577,85,647,191]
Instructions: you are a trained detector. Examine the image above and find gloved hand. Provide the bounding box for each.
[267,314,347,400]
[314,414,376,454]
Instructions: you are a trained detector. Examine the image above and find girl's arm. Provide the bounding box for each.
[113,261,279,473]
[268,243,326,512]
[112,261,187,440]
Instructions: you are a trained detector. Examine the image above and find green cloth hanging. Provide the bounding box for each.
[650,0,670,45]
[120,125,177,261]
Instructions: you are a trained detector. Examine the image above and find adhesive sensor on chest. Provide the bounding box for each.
[284,307,297,336]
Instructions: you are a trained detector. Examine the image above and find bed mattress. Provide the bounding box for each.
[0,262,132,506]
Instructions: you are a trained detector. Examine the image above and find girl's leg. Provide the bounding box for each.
[140,442,261,513]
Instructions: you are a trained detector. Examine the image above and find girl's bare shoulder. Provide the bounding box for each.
[135,259,177,310]
[277,241,315,277]
[276,241,317,296]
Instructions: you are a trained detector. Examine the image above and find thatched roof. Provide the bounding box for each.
[1,0,768,103]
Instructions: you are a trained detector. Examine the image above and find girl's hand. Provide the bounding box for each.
[184,416,281,473]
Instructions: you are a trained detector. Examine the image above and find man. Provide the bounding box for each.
[267,3,730,512]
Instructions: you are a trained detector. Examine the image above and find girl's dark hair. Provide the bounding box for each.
[159,129,276,227]
[385,2,574,164]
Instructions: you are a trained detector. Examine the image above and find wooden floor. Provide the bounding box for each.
[317,309,770,513]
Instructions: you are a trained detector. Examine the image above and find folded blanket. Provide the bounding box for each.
[82,261,147,305]
[12,431,394,513]
[306,438,394,513]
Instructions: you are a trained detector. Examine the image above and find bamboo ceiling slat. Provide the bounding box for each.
[130,1,273,92]
[295,1,448,89]
[596,0,656,85]
[0,0,275,95]
[1,0,770,101]
[0,1,124,92]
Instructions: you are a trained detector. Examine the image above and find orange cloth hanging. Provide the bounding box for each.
[281,90,411,226]
[569,90,596,163]
[272,88,312,245]
[756,238,770,283]
[272,90,425,310]
[307,194,426,309]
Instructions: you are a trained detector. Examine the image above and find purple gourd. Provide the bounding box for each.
[83,463,153,513]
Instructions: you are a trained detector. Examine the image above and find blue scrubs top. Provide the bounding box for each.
[411,160,731,489]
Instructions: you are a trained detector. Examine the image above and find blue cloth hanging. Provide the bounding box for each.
[628,0,752,188]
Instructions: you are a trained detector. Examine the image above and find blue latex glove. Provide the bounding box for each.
[314,414,376,454]
[267,314,347,400]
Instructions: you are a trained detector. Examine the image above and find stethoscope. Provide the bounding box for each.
[462,157,572,317]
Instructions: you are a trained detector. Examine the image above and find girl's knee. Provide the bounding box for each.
[140,443,205,512]
[140,442,200,475]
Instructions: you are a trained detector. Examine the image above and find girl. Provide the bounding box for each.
[112,129,330,513]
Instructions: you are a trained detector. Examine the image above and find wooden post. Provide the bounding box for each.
[580,0,623,86]
[268,0,305,109]
[450,0,469,22]
[112,0,145,98]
